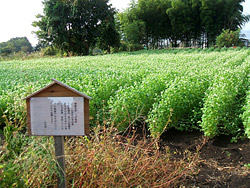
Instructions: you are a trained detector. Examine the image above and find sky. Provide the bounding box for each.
[0,0,249,46]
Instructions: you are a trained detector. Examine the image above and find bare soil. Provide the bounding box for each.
[160,129,250,188]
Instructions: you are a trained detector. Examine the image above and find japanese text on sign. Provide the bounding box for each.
[30,97,84,136]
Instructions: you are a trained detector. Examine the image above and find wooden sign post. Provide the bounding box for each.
[54,136,66,188]
[25,79,92,188]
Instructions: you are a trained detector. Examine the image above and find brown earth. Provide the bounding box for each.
[160,129,250,188]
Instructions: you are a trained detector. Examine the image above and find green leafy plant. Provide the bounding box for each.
[201,52,250,137]
[216,29,244,48]
[244,164,250,169]
[0,163,26,188]
[1,49,250,139]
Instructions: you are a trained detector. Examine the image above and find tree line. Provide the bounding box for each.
[32,0,250,55]
[1,0,249,57]
[118,0,250,49]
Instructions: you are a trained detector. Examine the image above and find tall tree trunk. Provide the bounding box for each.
[146,33,149,50]
[108,45,111,53]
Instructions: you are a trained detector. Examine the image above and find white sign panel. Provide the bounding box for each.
[30,97,84,136]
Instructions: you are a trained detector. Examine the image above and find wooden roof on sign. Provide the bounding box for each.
[24,79,92,100]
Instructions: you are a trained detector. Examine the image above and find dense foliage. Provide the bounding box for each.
[1,48,250,140]
[0,37,32,56]
[31,0,250,54]
[118,0,250,48]
[32,0,119,55]
[216,29,244,47]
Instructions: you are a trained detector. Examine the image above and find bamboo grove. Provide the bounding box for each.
[118,0,250,48]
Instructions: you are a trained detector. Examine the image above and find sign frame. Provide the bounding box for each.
[24,79,91,136]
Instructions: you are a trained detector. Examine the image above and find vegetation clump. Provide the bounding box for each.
[0,119,201,187]
[216,29,244,48]
[1,49,250,139]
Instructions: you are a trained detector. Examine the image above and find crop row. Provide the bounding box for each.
[1,48,250,139]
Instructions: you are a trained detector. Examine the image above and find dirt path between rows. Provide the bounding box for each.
[160,129,250,187]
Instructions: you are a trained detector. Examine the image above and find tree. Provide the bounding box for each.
[117,1,146,45]
[0,37,32,56]
[167,0,192,46]
[118,0,249,48]
[33,0,119,55]
[97,21,120,53]
[137,0,172,49]
[216,29,243,47]
[118,0,172,49]
[166,0,202,47]
[221,0,250,31]
[200,0,249,47]
[118,9,146,45]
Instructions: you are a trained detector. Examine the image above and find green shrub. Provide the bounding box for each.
[41,46,57,56]
[216,29,244,48]
[0,163,26,188]
[118,41,143,52]
[41,46,67,57]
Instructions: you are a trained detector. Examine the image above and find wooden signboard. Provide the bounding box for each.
[25,79,92,188]
[25,79,91,136]
[30,97,85,136]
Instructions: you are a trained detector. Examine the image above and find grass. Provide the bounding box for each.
[0,111,203,187]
